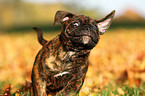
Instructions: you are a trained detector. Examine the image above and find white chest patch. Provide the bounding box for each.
[54,71,69,77]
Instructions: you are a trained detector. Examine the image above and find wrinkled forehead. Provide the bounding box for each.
[71,15,93,24]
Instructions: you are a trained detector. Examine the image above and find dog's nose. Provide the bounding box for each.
[85,27,89,31]
[85,27,91,35]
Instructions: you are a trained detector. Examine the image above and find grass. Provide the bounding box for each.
[1,83,145,96]
[80,83,145,96]
[0,28,145,95]
[12,84,145,96]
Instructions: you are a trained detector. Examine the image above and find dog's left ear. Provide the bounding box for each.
[54,10,75,25]
[96,10,115,35]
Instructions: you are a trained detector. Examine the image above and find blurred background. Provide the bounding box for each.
[0,0,145,95]
[1,0,145,32]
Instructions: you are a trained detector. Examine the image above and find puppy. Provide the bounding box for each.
[31,10,115,96]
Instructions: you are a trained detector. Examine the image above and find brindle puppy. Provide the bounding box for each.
[31,10,115,96]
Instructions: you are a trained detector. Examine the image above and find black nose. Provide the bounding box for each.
[85,28,91,35]
[73,27,91,36]
[85,27,89,30]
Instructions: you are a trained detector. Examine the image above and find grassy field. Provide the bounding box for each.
[0,28,145,95]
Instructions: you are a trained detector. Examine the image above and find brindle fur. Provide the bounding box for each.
[31,10,115,96]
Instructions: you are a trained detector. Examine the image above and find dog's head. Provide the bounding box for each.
[54,10,115,51]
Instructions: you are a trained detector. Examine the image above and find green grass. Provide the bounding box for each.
[12,84,145,96]
[96,83,145,96]
[1,82,144,96]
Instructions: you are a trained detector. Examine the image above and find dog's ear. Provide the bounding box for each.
[96,10,115,35]
[54,11,75,25]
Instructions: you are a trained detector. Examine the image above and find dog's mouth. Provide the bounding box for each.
[71,35,98,50]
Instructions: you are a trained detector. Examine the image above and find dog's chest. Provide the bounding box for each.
[45,51,76,72]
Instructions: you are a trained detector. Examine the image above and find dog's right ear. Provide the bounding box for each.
[54,11,75,25]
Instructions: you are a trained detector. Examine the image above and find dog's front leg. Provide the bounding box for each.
[32,68,47,96]
[55,76,85,96]
[32,78,47,96]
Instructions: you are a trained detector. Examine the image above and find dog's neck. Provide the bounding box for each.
[59,33,91,55]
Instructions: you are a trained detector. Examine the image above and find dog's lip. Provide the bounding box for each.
[82,36,90,44]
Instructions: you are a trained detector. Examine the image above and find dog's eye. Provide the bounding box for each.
[73,22,79,26]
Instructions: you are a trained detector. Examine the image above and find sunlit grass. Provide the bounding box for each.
[79,82,145,96]
[0,28,145,95]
